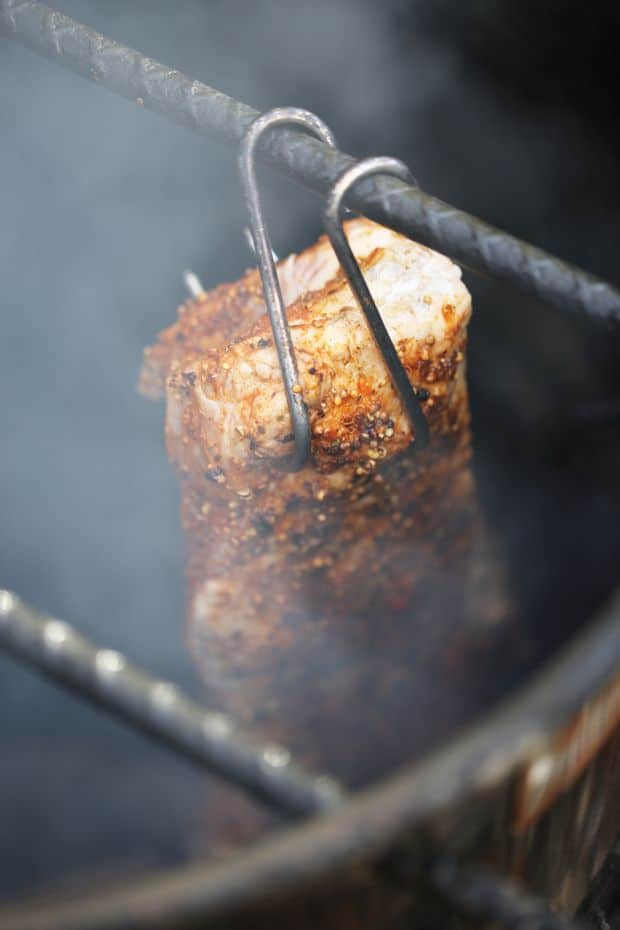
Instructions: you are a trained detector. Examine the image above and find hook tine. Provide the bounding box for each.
[240,108,337,471]
[183,269,205,299]
[243,226,279,263]
[323,157,430,450]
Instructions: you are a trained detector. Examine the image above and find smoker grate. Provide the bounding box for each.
[1,2,620,928]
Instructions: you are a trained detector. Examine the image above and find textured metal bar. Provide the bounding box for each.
[0,589,343,817]
[1,0,619,325]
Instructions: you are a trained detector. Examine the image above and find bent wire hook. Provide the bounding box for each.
[324,157,430,449]
[240,108,337,471]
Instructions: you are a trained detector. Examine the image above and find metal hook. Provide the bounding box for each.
[323,157,430,450]
[239,108,337,471]
[243,226,278,263]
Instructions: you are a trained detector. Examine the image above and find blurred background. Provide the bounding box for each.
[1,0,619,905]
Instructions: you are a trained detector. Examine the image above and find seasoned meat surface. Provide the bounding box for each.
[141,219,512,787]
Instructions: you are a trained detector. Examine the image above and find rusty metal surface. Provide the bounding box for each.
[509,726,620,913]
[1,0,620,326]
[578,834,620,930]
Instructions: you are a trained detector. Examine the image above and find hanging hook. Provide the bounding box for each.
[239,108,337,471]
[323,157,430,450]
[243,226,278,263]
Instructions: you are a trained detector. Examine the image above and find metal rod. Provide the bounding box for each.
[239,108,337,470]
[182,268,205,298]
[324,157,430,449]
[0,821,585,930]
[243,225,278,262]
[1,0,619,326]
[2,580,618,930]
[0,589,343,818]
[2,570,619,930]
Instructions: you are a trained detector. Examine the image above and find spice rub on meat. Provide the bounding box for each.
[141,218,510,786]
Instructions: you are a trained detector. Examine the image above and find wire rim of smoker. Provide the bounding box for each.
[1,3,620,928]
[1,588,618,930]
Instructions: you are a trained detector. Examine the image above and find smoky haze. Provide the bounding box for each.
[1,0,619,902]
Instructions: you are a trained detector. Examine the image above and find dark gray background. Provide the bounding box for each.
[1,0,619,904]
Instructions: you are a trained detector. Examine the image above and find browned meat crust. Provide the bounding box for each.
[141,220,512,789]
[139,269,268,399]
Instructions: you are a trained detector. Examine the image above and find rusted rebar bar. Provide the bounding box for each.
[1,0,619,325]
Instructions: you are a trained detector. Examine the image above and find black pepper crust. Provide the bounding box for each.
[141,220,513,805]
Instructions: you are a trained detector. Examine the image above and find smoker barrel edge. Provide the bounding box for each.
[0,589,619,928]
